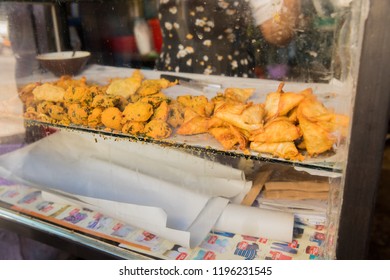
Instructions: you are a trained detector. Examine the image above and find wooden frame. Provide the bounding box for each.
[337,0,390,259]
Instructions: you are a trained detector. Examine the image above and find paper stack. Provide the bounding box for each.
[242,164,339,227]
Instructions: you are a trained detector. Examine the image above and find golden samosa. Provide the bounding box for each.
[264,83,306,121]
[297,115,336,155]
[296,93,348,155]
[250,119,301,143]
[277,91,306,116]
[298,94,349,137]
[214,102,264,132]
[264,83,312,121]
[209,125,248,151]
[297,93,333,122]
[317,113,350,138]
[250,141,303,160]
[207,116,230,129]
[223,87,255,103]
[264,86,283,120]
[176,109,210,135]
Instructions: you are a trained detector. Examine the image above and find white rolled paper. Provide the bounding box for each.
[213,203,294,242]
[0,130,248,247]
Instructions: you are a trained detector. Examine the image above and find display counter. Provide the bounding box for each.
[1,0,389,260]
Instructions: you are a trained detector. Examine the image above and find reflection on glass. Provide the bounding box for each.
[155,0,351,83]
[0,0,354,83]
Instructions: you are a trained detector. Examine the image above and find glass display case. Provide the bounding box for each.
[0,0,389,260]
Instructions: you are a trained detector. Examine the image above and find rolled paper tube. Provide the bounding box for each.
[213,203,294,242]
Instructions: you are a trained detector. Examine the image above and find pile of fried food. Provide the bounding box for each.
[19,70,349,161]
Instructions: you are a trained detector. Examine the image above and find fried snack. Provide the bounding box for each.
[297,115,336,156]
[176,109,210,135]
[87,107,103,128]
[20,71,350,160]
[177,116,210,135]
[296,139,306,150]
[137,78,176,97]
[177,95,214,117]
[19,82,40,106]
[277,91,306,116]
[264,83,284,120]
[296,94,344,155]
[298,91,349,137]
[137,80,161,96]
[36,101,54,114]
[58,116,71,126]
[317,114,349,138]
[116,95,130,111]
[24,96,37,109]
[223,88,255,103]
[131,69,144,81]
[139,92,168,108]
[287,107,298,123]
[32,83,65,102]
[106,70,144,99]
[152,100,169,121]
[128,93,141,103]
[121,121,145,135]
[91,94,119,108]
[54,75,87,89]
[211,98,231,114]
[209,125,248,151]
[67,103,88,126]
[36,113,53,123]
[210,93,226,105]
[250,119,301,143]
[214,102,264,132]
[241,103,265,125]
[106,78,140,99]
[297,92,333,122]
[144,119,172,139]
[250,141,303,160]
[122,101,154,122]
[101,107,123,131]
[24,106,38,119]
[207,116,230,129]
[264,83,306,121]
[47,104,66,121]
[64,86,93,106]
[88,85,106,96]
[167,101,185,128]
